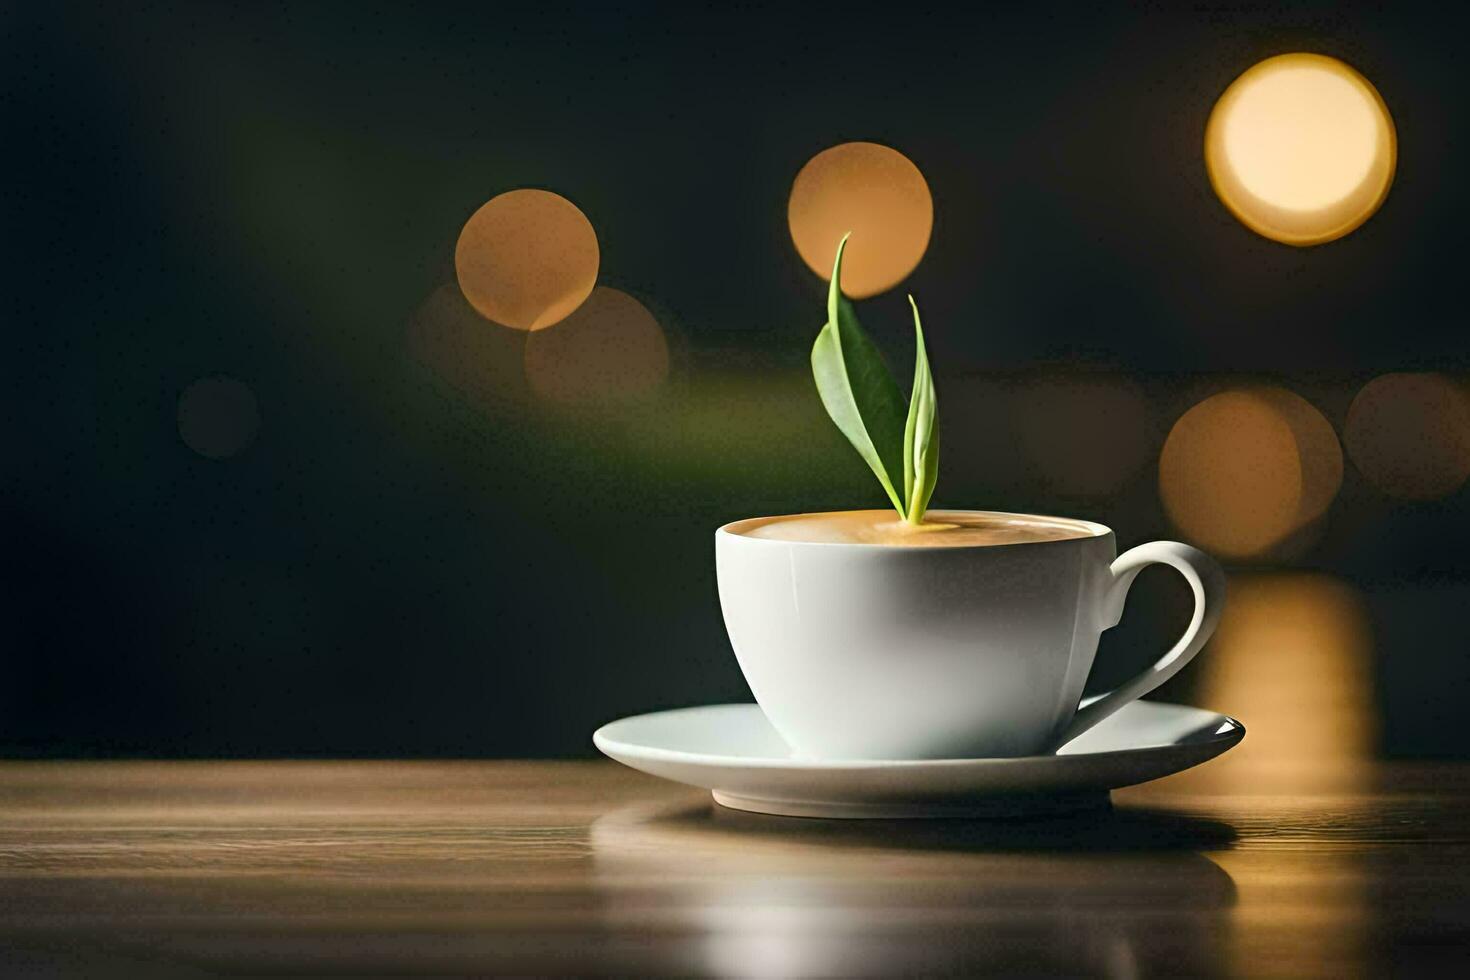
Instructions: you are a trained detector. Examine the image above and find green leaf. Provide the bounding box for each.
[810,235,908,517]
[902,295,939,524]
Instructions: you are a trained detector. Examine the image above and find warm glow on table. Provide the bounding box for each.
[3,760,1469,975]
[1205,53,1395,246]
[1198,572,1375,776]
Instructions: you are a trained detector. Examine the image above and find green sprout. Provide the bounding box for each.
[810,233,938,524]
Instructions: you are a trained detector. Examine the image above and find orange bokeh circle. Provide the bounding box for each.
[1345,373,1470,500]
[1160,388,1341,559]
[788,142,933,298]
[455,189,599,331]
[524,287,669,407]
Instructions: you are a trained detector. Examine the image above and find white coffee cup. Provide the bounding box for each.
[716,510,1226,759]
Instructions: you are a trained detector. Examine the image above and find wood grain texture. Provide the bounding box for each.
[2,759,1468,976]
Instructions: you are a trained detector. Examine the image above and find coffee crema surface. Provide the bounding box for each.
[734,510,1100,547]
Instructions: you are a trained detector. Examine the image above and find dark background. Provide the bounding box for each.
[5,1,1468,757]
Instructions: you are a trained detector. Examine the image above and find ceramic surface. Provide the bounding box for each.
[593,700,1244,818]
[717,511,1226,759]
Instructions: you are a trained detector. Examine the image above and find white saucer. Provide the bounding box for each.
[594,700,1243,818]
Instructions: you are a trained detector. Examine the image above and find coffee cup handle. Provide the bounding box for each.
[1051,541,1227,751]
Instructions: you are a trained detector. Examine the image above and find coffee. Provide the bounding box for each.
[734,510,1098,548]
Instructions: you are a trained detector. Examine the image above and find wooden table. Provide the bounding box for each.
[1,758,1467,976]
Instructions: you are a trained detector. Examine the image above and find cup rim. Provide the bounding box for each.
[717,509,1113,550]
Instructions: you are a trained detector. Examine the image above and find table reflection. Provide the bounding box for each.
[591,799,1238,978]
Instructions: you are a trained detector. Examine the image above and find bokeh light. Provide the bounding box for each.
[1258,386,1344,535]
[1205,53,1395,246]
[454,189,599,331]
[1198,572,1375,780]
[1188,572,1375,974]
[1014,376,1155,496]
[178,377,260,460]
[1344,373,1470,501]
[787,142,932,298]
[1160,388,1341,560]
[406,283,528,408]
[524,287,669,407]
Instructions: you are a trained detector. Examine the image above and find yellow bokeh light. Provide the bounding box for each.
[1257,386,1343,532]
[1205,53,1395,246]
[1159,388,1341,560]
[524,287,669,407]
[1198,572,1375,777]
[787,142,933,298]
[1194,574,1376,973]
[1345,373,1470,500]
[1151,571,1375,970]
[454,189,599,331]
